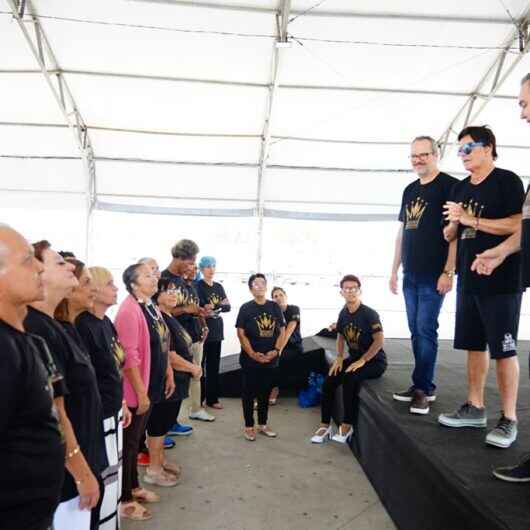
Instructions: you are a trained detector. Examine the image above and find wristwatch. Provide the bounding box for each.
[443,269,455,279]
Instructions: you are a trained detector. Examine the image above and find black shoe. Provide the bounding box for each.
[393,386,436,403]
[493,455,530,482]
[410,390,430,415]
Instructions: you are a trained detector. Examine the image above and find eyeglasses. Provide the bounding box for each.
[457,141,484,157]
[252,280,266,287]
[166,288,178,294]
[409,152,433,161]
[342,287,360,294]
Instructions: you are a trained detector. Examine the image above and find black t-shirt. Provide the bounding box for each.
[451,167,525,294]
[75,312,124,418]
[0,319,65,530]
[24,307,104,502]
[161,269,202,343]
[140,303,169,404]
[196,279,230,343]
[163,312,193,402]
[522,184,530,288]
[398,172,459,275]
[336,304,387,364]
[283,304,302,350]
[236,300,286,369]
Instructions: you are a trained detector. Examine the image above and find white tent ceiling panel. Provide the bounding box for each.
[0,125,79,157]
[0,158,85,192]
[96,161,258,200]
[0,73,67,124]
[42,20,273,84]
[273,88,468,141]
[64,74,267,133]
[90,130,260,164]
[498,54,530,95]
[268,140,408,169]
[263,168,412,205]
[0,189,85,210]
[31,0,276,35]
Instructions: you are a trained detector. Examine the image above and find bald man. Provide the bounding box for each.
[0,225,65,530]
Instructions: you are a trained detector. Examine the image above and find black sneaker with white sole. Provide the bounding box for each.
[393,386,436,402]
[493,455,530,482]
[486,415,517,448]
[438,403,487,428]
[410,389,430,415]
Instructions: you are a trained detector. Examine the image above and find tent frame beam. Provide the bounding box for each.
[0,68,519,99]
[438,8,530,160]
[7,0,96,260]
[255,0,290,271]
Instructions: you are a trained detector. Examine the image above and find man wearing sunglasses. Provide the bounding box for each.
[439,125,525,449]
[465,76,530,478]
[390,137,458,415]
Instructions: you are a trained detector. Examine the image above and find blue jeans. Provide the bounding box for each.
[403,272,445,394]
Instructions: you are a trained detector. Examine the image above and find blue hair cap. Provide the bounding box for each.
[199,256,216,269]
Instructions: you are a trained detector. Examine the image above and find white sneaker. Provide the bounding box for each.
[311,425,333,444]
[189,409,215,422]
[331,427,353,444]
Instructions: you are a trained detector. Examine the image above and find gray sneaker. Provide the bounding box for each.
[438,403,487,428]
[486,415,517,448]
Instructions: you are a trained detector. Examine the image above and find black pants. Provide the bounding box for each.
[321,358,386,425]
[241,365,274,427]
[122,407,150,502]
[201,341,222,405]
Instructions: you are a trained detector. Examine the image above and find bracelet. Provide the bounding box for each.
[66,445,80,460]
[443,270,455,279]
[474,217,479,230]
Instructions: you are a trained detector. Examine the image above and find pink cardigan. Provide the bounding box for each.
[114,294,151,408]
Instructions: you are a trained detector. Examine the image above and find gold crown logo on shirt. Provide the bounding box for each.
[255,313,275,338]
[405,197,428,230]
[174,288,187,306]
[344,325,361,347]
[463,199,484,219]
[209,294,221,306]
[113,338,126,367]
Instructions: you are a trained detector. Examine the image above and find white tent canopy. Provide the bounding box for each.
[2,0,530,348]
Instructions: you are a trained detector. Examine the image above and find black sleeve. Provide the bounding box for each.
[398,188,407,222]
[336,310,345,336]
[29,334,67,398]
[196,283,208,307]
[366,308,384,334]
[76,319,103,369]
[235,306,246,329]
[501,172,526,216]
[0,340,21,435]
[286,305,300,323]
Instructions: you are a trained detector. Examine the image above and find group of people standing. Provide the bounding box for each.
[389,75,530,481]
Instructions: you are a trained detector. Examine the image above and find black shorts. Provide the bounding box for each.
[146,400,179,437]
[454,291,522,359]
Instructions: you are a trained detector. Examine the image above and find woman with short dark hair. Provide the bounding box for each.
[236,274,286,441]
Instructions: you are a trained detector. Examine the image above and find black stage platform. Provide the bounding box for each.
[220,336,530,530]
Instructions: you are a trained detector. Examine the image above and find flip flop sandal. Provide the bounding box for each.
[120,501,152,521]
[163,461,182,476]
[132,488,160,503]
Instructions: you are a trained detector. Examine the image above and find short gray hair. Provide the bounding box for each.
[0,224,13,272]
[521,73,530,86]
[412,136,439,157]
[138,257,156,265]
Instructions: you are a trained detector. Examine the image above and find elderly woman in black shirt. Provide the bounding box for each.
[24,242,102,530]
[0,226,65,530]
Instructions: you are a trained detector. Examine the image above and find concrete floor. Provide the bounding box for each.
[123,397,395,530]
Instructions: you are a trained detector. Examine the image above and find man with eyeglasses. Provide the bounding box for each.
[390,137,458,415]
[465,77,530,478]
[439,125,525,449]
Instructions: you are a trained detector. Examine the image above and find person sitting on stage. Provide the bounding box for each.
[311,275,387,444]
[270,287,303,404]
[236,273,286,441]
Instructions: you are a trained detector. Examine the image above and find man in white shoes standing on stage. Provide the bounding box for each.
[438,125,525,449]
[390,137,458,415]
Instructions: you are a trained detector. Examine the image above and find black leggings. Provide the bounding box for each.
[321,358,386,425]
[241,365,274,427]
[201,341,222,405]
